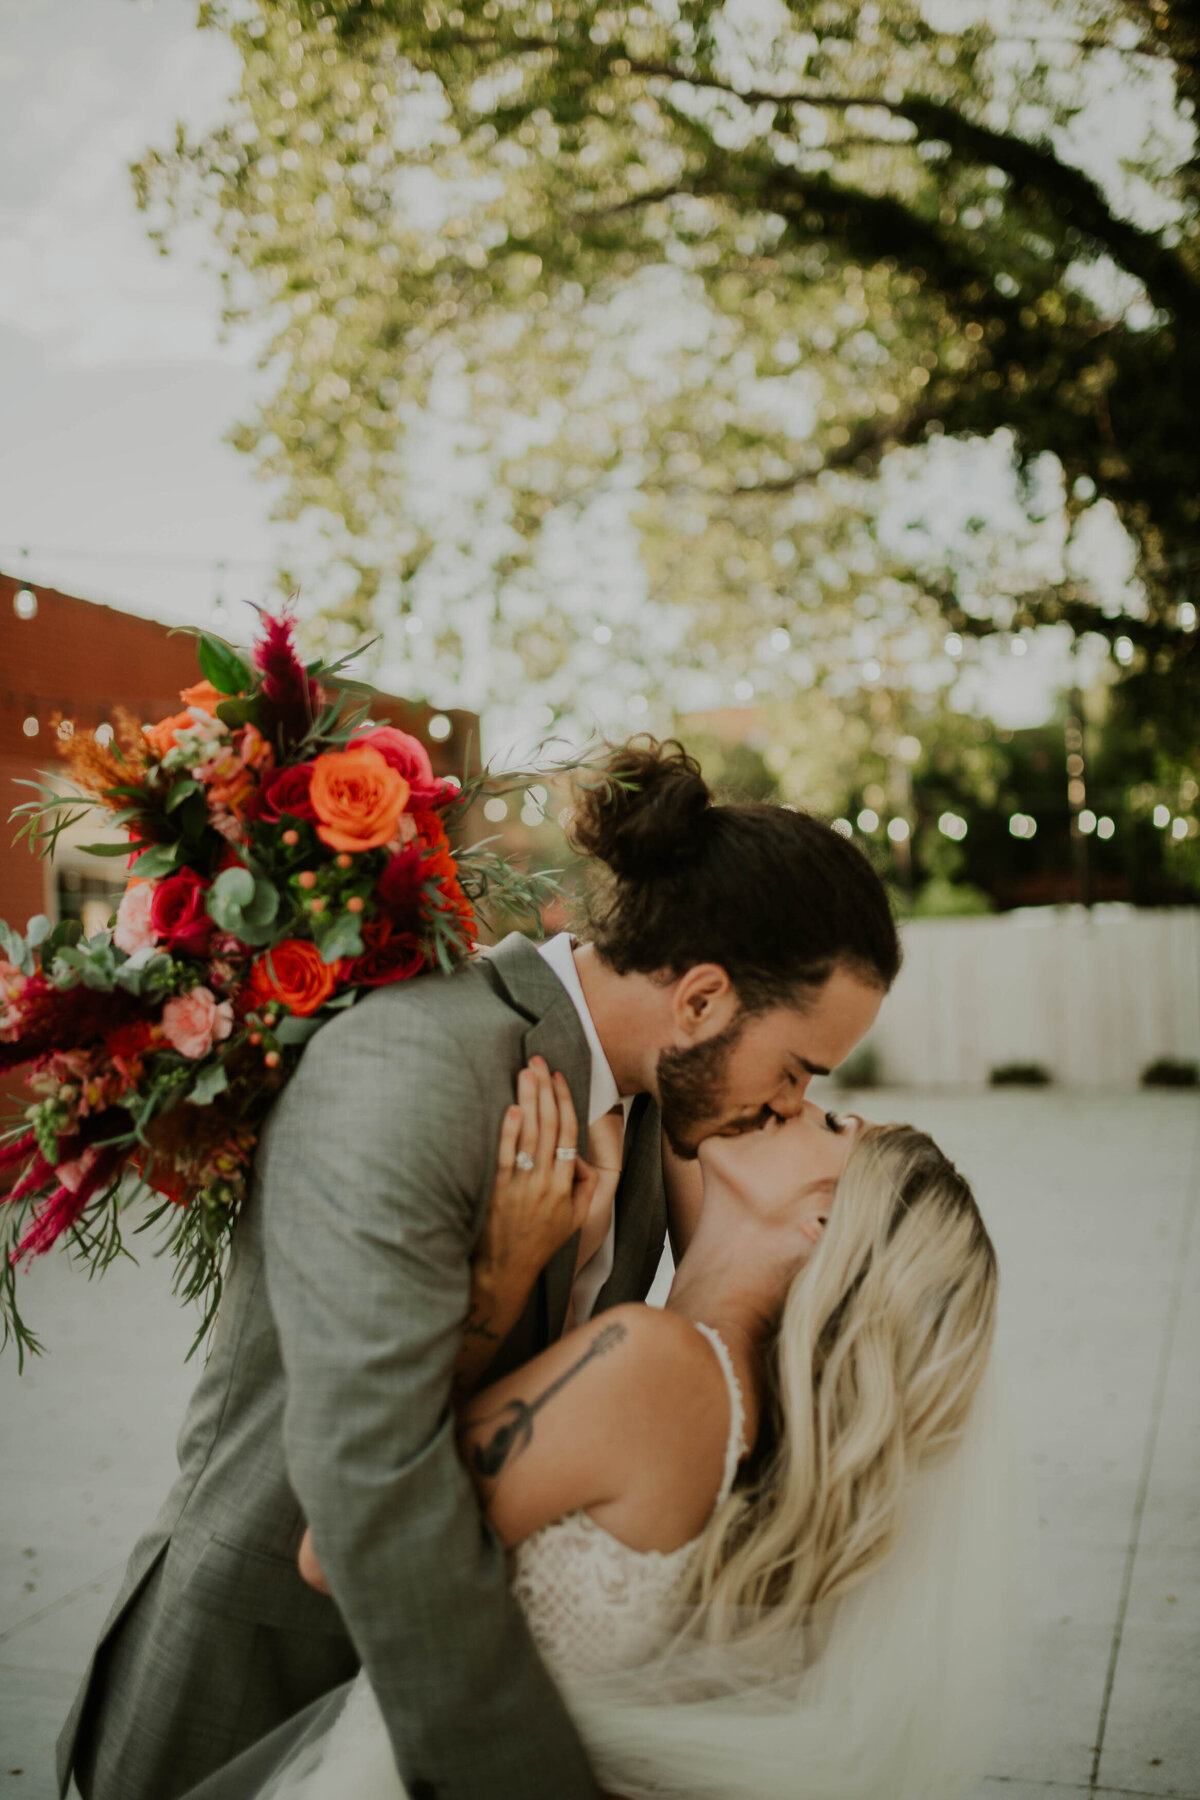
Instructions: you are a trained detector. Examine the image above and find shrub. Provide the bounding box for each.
[989,1063,1052,1087]
[1141,1058,1199,1089]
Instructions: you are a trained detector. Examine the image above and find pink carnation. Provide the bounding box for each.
[161,986,234,1060]
[113,882,158,954]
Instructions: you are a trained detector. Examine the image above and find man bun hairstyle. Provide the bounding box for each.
[570,738,900,1010]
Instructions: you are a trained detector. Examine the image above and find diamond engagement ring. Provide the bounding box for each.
[555,1146,578,1161]
[515,1151,536,1172]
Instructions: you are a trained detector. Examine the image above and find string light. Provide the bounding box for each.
[428,714,453,740]
[887,817,910,842]
[1153,804,1170,827]
[13,588,38,620]
[1171,816,1190,840]
[1096,816,1115,839]
[1078,809,1097,834]
[938,811,967,840]
[1009,813,1037,838]
[857,808,879,833]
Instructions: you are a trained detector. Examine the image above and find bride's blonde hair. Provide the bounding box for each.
[686,1124,998,1645]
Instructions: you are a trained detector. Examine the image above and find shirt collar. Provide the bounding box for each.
[533,933,624,1126]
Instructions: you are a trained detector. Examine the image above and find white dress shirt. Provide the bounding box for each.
[534,932,631,1322]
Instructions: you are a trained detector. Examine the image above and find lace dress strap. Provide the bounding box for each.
[692,1322,749,1505]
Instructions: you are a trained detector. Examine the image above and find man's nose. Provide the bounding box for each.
[771,1081,810,1118]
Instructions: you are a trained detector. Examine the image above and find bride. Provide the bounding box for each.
[243,1066,1012,1800]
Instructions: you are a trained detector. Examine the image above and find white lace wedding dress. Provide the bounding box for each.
[259,1322,748,1800]
[258,1330,1020,1800]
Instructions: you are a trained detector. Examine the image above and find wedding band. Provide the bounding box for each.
[515,1151,536,1172]
[555,1147,578,1162]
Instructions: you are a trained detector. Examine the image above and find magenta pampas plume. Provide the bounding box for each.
[253,611,324,744]
[9,1150,116,1265]
[0,1129,37,1174]
[4,1150,53,1205]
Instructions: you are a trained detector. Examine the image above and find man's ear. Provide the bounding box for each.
[670,963,737,1040]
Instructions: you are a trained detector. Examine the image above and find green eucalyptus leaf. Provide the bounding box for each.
[197,634,253,696]
[25,914,52,948]
[130,842,184,880]
[0,921,33,975]
[275,1014,325,1046]
[114,947,175,996]
[78,840,136,858]
[53,943,117,992]
[189,1061,229,1106]
[42,918,84,961]
[315,914,363,964]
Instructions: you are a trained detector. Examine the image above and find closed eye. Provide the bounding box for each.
[824,1111,846,1134]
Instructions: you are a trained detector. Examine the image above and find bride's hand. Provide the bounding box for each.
[452,1059,598,1401]
[477,1058,597,1281]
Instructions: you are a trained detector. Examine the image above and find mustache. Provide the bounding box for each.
[713,1105,779,1138]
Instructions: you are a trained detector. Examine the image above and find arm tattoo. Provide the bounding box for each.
[470,1321,627,1480]
[462,1300,500,1344]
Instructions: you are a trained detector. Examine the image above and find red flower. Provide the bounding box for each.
[349,727,459,809]
[249,762,318,824]
[254,611,324,744]
[248,939,338,1016]
[378,845,425,921]
[150,868,214,957]
[341,917,426,989]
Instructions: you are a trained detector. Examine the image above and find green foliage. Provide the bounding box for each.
[910,876,994,917]
[989,1062,1053,1086]
[206,864,282,944]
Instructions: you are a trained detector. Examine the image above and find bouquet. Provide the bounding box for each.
[0,612,556,1360]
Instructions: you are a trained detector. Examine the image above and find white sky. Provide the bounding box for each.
[0,0,308,628]
[0,0,1162,739]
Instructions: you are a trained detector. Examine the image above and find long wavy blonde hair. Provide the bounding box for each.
[686,1123,998,1646]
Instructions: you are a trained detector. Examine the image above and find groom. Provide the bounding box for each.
[60,741,898,1800]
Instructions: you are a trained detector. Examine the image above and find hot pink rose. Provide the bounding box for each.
[150,868,213,957]
[161,986,234,1060]
[113,881,158,954]
[348,727,457,809]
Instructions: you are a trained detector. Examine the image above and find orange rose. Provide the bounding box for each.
[248,939,338,1016]
[310,746,410,853]
[145,710,193,760]
[180,680,224,716]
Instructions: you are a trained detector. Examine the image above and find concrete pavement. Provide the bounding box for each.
[1,1090,1197,1798]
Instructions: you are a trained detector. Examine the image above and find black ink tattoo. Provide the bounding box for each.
[462,1301,500,1344]
[470,1322,627,1480]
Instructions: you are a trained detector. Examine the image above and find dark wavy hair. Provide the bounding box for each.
[570,739,900,1011]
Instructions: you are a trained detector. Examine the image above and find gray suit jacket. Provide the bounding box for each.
[58,935,667,1800]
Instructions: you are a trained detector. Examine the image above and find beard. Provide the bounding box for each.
[656,1012,772,1159]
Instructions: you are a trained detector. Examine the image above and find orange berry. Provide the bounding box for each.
[310,897,326,914]
[264,1050,281,1068]
[249,1031,262,1046]
[335,852,353,870]
[298,869,317,890]
[282,829,299,847]
[347,895,364,914]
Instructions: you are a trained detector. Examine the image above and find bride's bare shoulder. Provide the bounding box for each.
[585,1304,737,1536]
